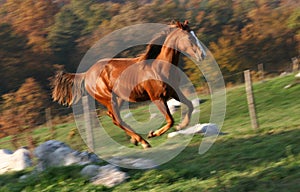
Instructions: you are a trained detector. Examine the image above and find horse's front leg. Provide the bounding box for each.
[173,90,194,130]
[148,99,174,138]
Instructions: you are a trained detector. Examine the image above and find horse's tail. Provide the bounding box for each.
[51,71,86,106]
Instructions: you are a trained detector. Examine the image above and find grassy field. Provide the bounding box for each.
[1,74,300,191]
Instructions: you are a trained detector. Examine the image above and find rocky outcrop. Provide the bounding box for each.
[34,140,101,171]
[1,140,130,187]
[0,148,31,174]
[81,164,129,187]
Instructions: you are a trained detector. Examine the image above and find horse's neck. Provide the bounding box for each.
[156,46,180,66]
[152,44,180,81]
[156,31,181,66]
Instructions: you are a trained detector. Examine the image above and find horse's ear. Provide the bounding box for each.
[182,20,191,31]
[176,21,183,29]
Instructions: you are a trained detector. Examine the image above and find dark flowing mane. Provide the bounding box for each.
[138,26,176,61]
[138,20,190,61]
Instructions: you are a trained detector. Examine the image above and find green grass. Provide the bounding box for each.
[1,74,300,191]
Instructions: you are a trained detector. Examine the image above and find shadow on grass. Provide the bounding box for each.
[125,128,300,191]
[227,163,300,192]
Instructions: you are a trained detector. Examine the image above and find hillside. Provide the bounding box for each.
[0,74,300,191]
[1,0,299,142]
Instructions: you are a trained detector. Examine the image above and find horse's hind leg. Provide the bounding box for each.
[109,93,151,149]
[147,99,174,138]
[106,112,138,146]
[107,98,138,145]
[172,90,194,130]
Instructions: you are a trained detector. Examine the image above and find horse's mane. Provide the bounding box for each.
[138,26,176,61]
[138,21,190,61]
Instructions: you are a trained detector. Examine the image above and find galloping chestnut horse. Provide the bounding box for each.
[51,21,206,149]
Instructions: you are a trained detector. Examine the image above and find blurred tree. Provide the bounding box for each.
[287,7,300,52]
[200,0,234,44]
[48,8,86,72]
[68,0,115,55]
[0,93,19,136]
[15,78,48,127]
[0,0,300,94]
[0,78,47,140]
[0,24,32,94]
[210,37,242,80]
[0,23,53,95]
[2,0,59,52]
[237,1,297,71]
[69,0,110,34]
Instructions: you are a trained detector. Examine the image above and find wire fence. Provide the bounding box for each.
[0,59,299,151]
[0,106,79,151]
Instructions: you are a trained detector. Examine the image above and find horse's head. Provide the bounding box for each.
[169,21,206,62]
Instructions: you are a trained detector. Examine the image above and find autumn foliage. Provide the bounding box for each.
[0,78,47,138]
[0,0,299,136]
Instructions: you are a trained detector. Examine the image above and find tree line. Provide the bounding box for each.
[0,0,299,136]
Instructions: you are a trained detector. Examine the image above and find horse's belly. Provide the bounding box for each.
[126,80,168,102]
[114,83,150,102]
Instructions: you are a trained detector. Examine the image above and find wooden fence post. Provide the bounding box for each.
[45,107,55,138]
[244,70,259,129]
[292,57,299,72]
[258,63,264,81]
[82,96,95,152]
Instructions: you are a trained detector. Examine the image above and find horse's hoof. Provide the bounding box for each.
[142,143,152,149]
[147,130,155,138]
[130,138,138,146]
[175,125,183,131]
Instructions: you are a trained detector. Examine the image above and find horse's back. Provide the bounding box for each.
[84,58,139,104]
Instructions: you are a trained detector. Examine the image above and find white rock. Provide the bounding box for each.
[10,148,31,171]
[168,123,223,138]
[91,164,129,187]
[0,149,13,155]
[284,84,292,89]
[167,132,180,138]
[167,99,181,107]
[80,164,101,178]
[34,140,68,159]
[192,98,201,107]
[199,123,221,136]
[64,153,81,166]
[167,99,181,115]
[48,147,75,166]
[0,148,32,174]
